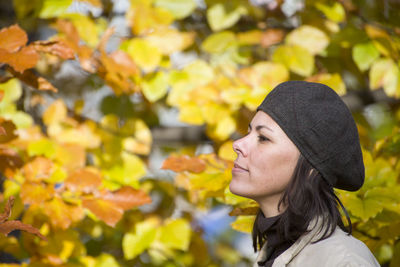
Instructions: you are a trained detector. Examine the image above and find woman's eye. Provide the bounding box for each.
[258,135,269,142]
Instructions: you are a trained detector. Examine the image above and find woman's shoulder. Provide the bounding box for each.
[293,227,380,266]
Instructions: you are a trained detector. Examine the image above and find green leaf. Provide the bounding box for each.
[154,0,197,19]
[202,31,236,53]
[352,42,380,72]
[207,3,247,32]
[141,72,169,102]
[315,2,345,23]
[38,0,72,18]
[158,218,191,251]
[369,58,400,97]
[272,45,314,77]
[286,25,329,55]
[123,218,158,260]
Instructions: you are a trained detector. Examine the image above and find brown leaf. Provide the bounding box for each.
[102,186,151,210]
[0,196,14,223]
[82,198,123,227]
[32,40,75,60]
[0,147,24,178]
[260,29,285,48]
[0,90,4,101]
[0,118,17,143]
[229,206,259,216]
[78,45,96,73]
[0,45,39,73]
[65,168,102,193]
[8,67,57,92]
[0,24,28,53]
[0,220,47,240]
[162,155,206,173]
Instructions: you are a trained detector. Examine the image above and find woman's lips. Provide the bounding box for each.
[232,162,248,172]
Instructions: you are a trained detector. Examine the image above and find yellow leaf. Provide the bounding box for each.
[179,104,204,125]
[237,30,263,45]
[125,38,162,72]
[123,217,160,260]
[158,218,191,251]
[202,31,236,53]
[127,1,174,35]
[212,115,236,141]
[369,58,400,97]
[272,44,314,77]
[239,61,289,89]
[307,73,346,95]
[48,122,101,149]
[39,0,72,19]
[218,140,236,161]
[42,99,67,126]
[154,0,197,19]
[201,103,230,125]
[315,2,346,23]
[61,14,100,47]
[220,86,250,106]
[141,72,169,102]
[206,3,247,32]
[145,28,195,55]
[231,216,255,233]
[286,25,329,55]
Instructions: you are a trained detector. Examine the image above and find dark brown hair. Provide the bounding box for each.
[252,154,351,252]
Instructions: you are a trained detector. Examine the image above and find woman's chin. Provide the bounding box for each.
[229,182,250,198]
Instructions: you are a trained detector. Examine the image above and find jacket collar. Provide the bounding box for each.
[254,217,326,267]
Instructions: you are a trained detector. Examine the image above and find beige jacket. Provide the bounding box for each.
[254,219,380,267]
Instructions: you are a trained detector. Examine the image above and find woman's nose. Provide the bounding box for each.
[233,137,247,157]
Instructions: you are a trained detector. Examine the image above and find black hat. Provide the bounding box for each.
[257,81,364,191]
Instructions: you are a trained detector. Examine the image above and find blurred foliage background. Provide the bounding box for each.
[0,0,400,266]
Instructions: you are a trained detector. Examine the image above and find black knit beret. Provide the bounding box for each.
[257,81,364,191]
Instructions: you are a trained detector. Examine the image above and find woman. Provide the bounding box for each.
[230,81,380,266]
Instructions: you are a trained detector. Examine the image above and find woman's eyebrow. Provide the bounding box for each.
[248,124,274,132]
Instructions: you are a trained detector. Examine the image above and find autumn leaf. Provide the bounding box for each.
[0,196,47,240]
[162,155,207,173]
[260,29,285,48]
[7,67,57,92]
[0,118,17,143]
[102,186,152,210]
[32,40,75,60]
[0,45,39,73]
[23,156,54,182]
[82,198,124,227]
[65,168,102,193]
[0,24,27,53]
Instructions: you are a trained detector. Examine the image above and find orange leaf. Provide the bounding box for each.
[0,196,14,223]
[0,45,39,73]
[20,182,55,205]
[8,67,57,92]
[32,40,75,60]
[102,186,151,210]
[82,198,123,227]
[65,168,102,193]
[98,27,115,52]
[0,90,4,101]
[0,118,17,143]
[0,220,47,240]
[23,157,53,182]
[0,24,28,53]
[52,19,80,51]
[162,155,206,173]
[261,29,285,48]
[55,143,86,171]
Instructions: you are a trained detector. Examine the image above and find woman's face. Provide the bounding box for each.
[230,111,300,213]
